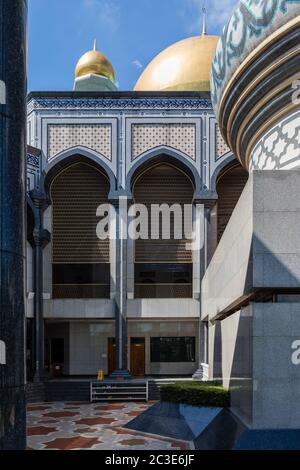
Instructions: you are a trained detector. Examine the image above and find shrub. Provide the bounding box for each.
[160,381,230,408]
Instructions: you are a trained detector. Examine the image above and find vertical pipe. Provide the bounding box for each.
[0,0,27,450]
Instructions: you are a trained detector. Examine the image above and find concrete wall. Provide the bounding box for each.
[43,298,199,320]
[128,320,199,376]
[201,176,253,319]
[48,319,198,376]
[202,171,300,320]
[209,306,253,426]
[209,302,300,429]
[69,321,114,375]
[127,299,199,318]
[252,303,300,429]
[43,299,115,319]
[252,171,300,288]
[203,170,300,429]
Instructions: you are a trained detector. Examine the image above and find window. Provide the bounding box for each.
[53,263,110,285]
[150,337,195,363]
[135,264,192,284]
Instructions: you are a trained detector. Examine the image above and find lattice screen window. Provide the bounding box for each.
[132,124,196,161]
[217,165,249,242]
[48,124,112,161]
[216,125,230,159]
[51,162,110,264]
[133,164,194,263]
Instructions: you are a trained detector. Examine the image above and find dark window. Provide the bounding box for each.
[53,263,110,285]
[135,264,192,284]
[51,338,64,363]
[150,337,195,363]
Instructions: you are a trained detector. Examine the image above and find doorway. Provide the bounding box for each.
[130,338,145,377]
[49,338,65,376]
[107,338,116,375]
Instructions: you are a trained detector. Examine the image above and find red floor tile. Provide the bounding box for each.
[44,436,100,450]
[75,417,116,425]
[27,426,57,436]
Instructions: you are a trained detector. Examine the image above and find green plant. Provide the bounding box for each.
[160,381,230,408]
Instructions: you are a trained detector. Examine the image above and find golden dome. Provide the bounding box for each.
[75,40,115,83]
[134,34,219,92]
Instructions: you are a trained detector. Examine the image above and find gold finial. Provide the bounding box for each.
[202,5,207,36]
[75,40,115,82]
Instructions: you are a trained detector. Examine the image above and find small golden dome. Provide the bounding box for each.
[75,40,115,83]
[134,34,219,92]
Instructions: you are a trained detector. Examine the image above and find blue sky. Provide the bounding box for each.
[28,0,238,91]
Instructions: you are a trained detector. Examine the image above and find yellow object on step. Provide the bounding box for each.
[97,369,104,381]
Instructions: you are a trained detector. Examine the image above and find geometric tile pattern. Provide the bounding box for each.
[250,110,300,170]
[47,124,112,161]
[29,97,211,113]
[215,125,230,159]
[27,402,191,450]
[132,123,196,160]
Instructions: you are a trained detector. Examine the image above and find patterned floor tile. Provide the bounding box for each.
[27,401,191,450]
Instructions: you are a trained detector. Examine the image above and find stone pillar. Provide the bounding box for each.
[192,203,202,300]
[206,202,218,267]
[0,0,27,450]
[30,190,50,382]
[192,202,205,380]
[110,196,130,378]
[126,203,135,300]
[193,197,217,380]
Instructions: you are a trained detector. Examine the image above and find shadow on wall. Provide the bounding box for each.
[211,233,300,426]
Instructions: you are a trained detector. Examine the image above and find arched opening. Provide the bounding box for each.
[50,161,110,299]
[132,161,194,298]
[216,162,249,243]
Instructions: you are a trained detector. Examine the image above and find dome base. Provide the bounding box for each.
[73,74,118,92]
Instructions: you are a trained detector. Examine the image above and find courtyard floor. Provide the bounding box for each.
[27,401,192,450]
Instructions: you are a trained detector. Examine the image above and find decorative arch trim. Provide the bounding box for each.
[126,146,202,198]
[210,153,239,193]
[43,147,117,198]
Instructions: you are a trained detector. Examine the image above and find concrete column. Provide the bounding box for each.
[0,0,27,450]
[110,204,117,300]
[126,204,135,300]
[192,203,203,300]
[206,202,218,266]
[111,196,130,377]
[193,198,217,380]
[30,190,50,382]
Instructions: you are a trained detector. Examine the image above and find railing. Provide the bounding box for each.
[53,284,110,299]
[134,283,193,299]
[90,381,148,402]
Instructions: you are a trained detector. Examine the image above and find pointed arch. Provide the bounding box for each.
[126,146,202,198]
[44,146,117,198]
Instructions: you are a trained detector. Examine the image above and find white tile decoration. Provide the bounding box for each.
[48,124,112,160]
[132,123,196,160]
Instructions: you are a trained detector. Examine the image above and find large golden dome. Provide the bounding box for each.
[75,41,115,83]
[134,34,219,92]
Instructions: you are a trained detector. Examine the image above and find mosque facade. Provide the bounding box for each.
[24,0,300,433]
[26,25,248,381]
